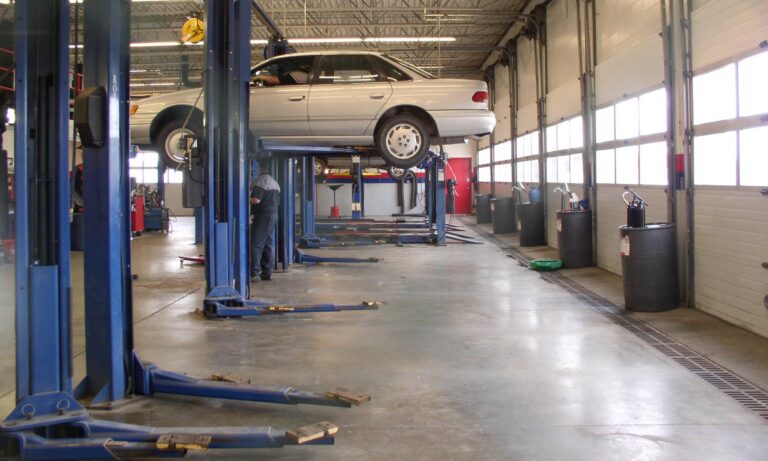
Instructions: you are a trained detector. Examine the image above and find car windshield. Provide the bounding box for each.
[382,55,436,79]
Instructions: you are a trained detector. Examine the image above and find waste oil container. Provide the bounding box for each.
[491,197,516,234]
[475,194,492,224]
[517,202,545,246]
[620,223,678,312]
[556,209,592,268]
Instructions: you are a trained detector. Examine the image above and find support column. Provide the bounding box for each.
[300,156,319,245]
[79,0,132,403]
[13,0,72,400]
[351,156,363,219]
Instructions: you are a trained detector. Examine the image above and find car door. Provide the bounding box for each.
[308,54,392,136]
[249,55,315,136]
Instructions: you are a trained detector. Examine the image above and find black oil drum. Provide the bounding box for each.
[517,202,546,246]
[556,210,593,268]
[491,197,516,234]
[475,194,492,224]
[620,224,678,312]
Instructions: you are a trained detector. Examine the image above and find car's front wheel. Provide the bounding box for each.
[156,119,200,169]
[376,114,430,169]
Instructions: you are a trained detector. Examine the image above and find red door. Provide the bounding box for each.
[446,158,472,214]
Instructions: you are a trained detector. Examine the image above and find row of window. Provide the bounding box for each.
[129,151,183,184]
[692,50,768,187]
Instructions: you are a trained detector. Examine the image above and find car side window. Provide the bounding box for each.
[315,55,383,84]
[375,57,412,82]
[251,56,315,86]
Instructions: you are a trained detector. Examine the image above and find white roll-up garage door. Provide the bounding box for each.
[691,0,768,338]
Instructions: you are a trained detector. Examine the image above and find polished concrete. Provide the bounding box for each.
[1,217,768,459]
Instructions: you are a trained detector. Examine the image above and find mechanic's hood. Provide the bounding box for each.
[132,88,202,107]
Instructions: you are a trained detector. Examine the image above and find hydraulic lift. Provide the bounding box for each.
[2,1,370,458]
[303,151,450,246]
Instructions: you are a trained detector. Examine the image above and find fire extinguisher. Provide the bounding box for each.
[622,186,646,228]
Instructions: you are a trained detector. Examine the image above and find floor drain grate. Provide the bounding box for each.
[469,221,768,422]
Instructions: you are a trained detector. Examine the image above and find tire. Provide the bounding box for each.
[314,157,328,177]
[155,119,201,169]
[387,165,407,180]
[376,114,430,169]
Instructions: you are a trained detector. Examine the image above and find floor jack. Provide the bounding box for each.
[2,2,370,458]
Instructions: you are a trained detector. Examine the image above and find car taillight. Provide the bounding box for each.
[472,91,488,103]
[130,104,139,115]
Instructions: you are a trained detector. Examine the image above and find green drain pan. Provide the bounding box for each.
[529,259,563,271]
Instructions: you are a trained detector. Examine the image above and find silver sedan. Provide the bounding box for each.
[130,51,495,169]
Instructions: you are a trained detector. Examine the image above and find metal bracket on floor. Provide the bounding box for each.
[203,286,380,318]
[131,353,369,408]
[2,393,335,460]
[295,248,380,264]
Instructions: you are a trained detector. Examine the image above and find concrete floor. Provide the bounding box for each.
[1,217,768,459]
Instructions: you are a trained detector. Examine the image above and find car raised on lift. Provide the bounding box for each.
[130,50,495,169]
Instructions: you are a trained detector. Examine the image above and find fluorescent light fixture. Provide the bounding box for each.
[130,69,148,73]
[364,37,456,43]
[287,37,362,44]
[130,82,177,87]
[131,41,181,48]
[250,39,269,45]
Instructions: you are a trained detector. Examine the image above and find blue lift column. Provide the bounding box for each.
[299,156,321,247]
[275,156,296,270]
[351,156,363,219]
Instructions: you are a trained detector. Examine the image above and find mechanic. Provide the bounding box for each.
[249,159,281,281]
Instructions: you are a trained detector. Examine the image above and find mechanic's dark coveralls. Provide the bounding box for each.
[249,173,280,280]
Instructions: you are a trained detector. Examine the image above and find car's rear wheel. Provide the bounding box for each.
[387,165,407,180]
[156,119,200,169]
[314,157,328,177]
[376,114,430,169]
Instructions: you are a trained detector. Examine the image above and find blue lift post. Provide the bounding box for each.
[199,6,378,318]
[1,2,369,458]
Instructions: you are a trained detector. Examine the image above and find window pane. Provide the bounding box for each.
[376,57,412,82]
[693,131,737,186]
[615,145,639,185]
[739,126,768,186]
[531,131,540,157]
[494,163,511,182]
[547,157,558,183]
[531,159,540,183]
[516,136,525,158]
[615,98,639,140]
[570,153,583,184]
[557,120,570,150]
[478,166,491,182]
[495,141,512,162]
[596,106,615,143]
[129,168,143,183]
[546,125,558,152]
[693,64,737,124]
[317,55,380,84]
[142,169,158,184]
[164,169,184,184]
[570,116,583,149]
[639,142,668,186]
[639,88,667,136]
[739,51,768,117]
[557,155,570,183]
[596,149,615,184]
[523,133,533,157]
[478,148,491,165]
[520,161,531,183]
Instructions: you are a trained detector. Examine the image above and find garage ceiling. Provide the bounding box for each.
[2,0,528,95]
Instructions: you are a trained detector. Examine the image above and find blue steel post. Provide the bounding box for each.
[351,157,362,219]
[300,156,318,243]
[12,0,72,401]
[276,156,295,269]
[78,0,133,403]
[232,0,251,296]
[434,156,447,245]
